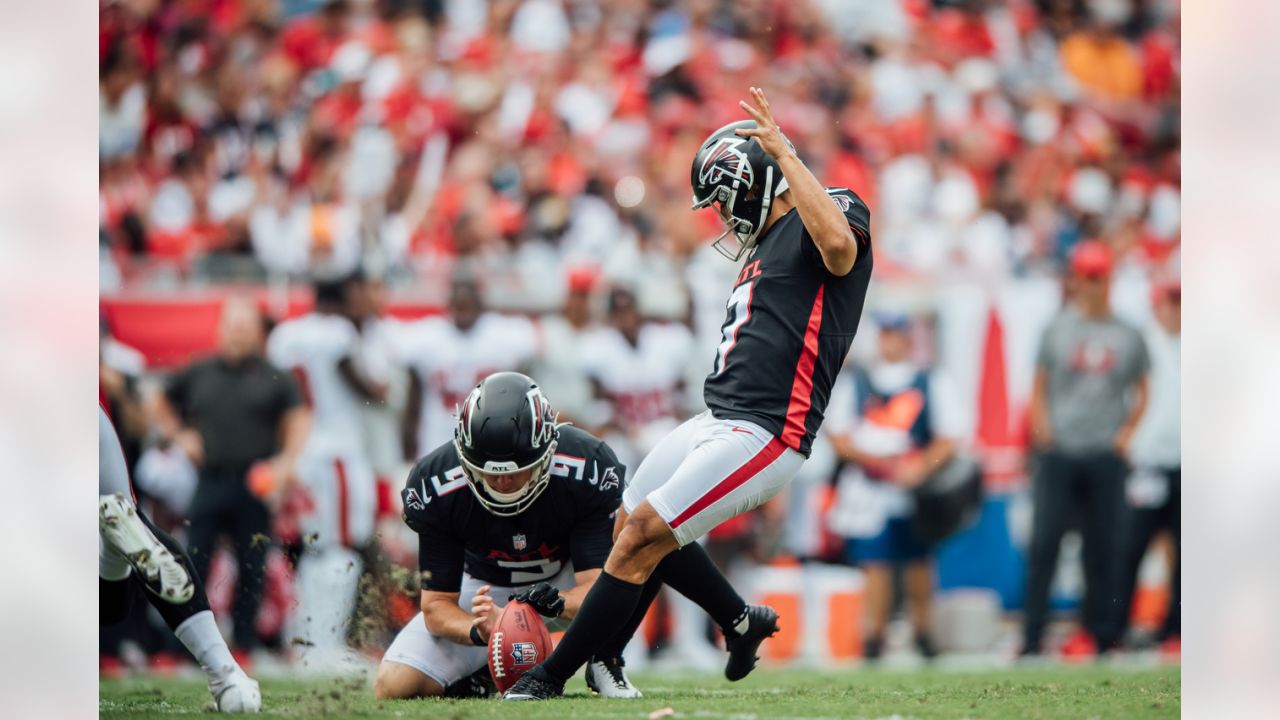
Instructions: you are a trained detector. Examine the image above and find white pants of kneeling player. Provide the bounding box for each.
[382,565,575,688]
[622,410,806,547]
[290,448,376,666]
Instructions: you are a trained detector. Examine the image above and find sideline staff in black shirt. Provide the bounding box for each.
[160,296,310,652]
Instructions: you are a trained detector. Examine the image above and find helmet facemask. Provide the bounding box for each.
[694,165,781,262]
[454,435,557,517]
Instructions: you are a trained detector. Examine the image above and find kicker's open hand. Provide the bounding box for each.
[736,87,792,161]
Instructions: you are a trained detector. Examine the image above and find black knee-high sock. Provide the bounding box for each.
[100,576,137,626]
[539,572,643,684]
[138,513,211,630]
[593,574,663,661]
[656,543,749,636]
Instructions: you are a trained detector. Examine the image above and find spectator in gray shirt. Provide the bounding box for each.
[1022,241,1149,657]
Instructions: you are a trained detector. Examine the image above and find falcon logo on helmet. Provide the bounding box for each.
[698,137,754,189]
[526,388,556,450]
[456,390,479,448]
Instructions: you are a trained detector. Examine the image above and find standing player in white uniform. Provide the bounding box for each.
[579,286,694,471]
[266,274,385,666]
[99,405,260,712]
[352,275,415,492]
[396,277,540,459]
[506,88,872,699]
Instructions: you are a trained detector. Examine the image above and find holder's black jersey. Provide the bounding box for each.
[401,425,625,592]
[702,187,873,456]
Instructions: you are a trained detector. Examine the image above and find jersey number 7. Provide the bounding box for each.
[713,281,754,375]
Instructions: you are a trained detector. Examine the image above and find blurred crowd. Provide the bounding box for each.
[100,0,1180,300]
[99,0,1181,673]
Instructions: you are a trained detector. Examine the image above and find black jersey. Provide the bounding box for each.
[400,425,625,592]
[702,187,873,456]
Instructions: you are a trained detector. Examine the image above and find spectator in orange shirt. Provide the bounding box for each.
[1060,17,1143,101]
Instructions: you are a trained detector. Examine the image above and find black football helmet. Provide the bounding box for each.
[454,372,559,516]
[691,120,794,261]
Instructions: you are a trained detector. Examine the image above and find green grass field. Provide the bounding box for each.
[100,664,1179,719]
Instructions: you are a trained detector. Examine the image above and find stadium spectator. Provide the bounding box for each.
[1116,278,1180,652]
[1059,13,1144,101]
[826,311,966,661]
[158,296,310,653]
[94,1,1180,295]
[1022,240,1149,657]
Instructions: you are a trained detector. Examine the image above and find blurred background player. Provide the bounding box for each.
[349,273,423,644]
[374,373,643,699]
[101,406,260,712]
[267,273,385,670]
[1023,240,1149,658]
[395,276,539,460]
[827,311,967,662]
[528,267,604,428]
[352,273,416,478]
[158,296,310,656]
[1116,279,1180,653]
[580,286,694,480]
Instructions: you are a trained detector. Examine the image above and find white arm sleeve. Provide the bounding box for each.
[266,325,293,368]
[510,316,541,365]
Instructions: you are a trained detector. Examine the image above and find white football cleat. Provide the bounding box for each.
[585,656,642,699]
[99,493,194,604]
[211,668,261,713]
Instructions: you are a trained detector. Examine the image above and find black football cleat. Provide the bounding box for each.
[863,635,884,662]
[915,633,938,661]
[444,667,497,698]
[724,605,779,681]
[502,667,564,701]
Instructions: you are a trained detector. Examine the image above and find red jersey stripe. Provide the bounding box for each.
[780,285,825,450]
[669,436,786,529]
[335,459,351,547]
[290,366,314,408]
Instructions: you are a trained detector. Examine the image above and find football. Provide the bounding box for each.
[487,600,553,693]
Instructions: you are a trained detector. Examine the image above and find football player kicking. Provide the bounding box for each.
[98,405,260,712]
[373,372,647,699]
[504,87,873,700]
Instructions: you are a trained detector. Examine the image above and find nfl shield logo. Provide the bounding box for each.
[512,641,538,666]
[513,534,527,551]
